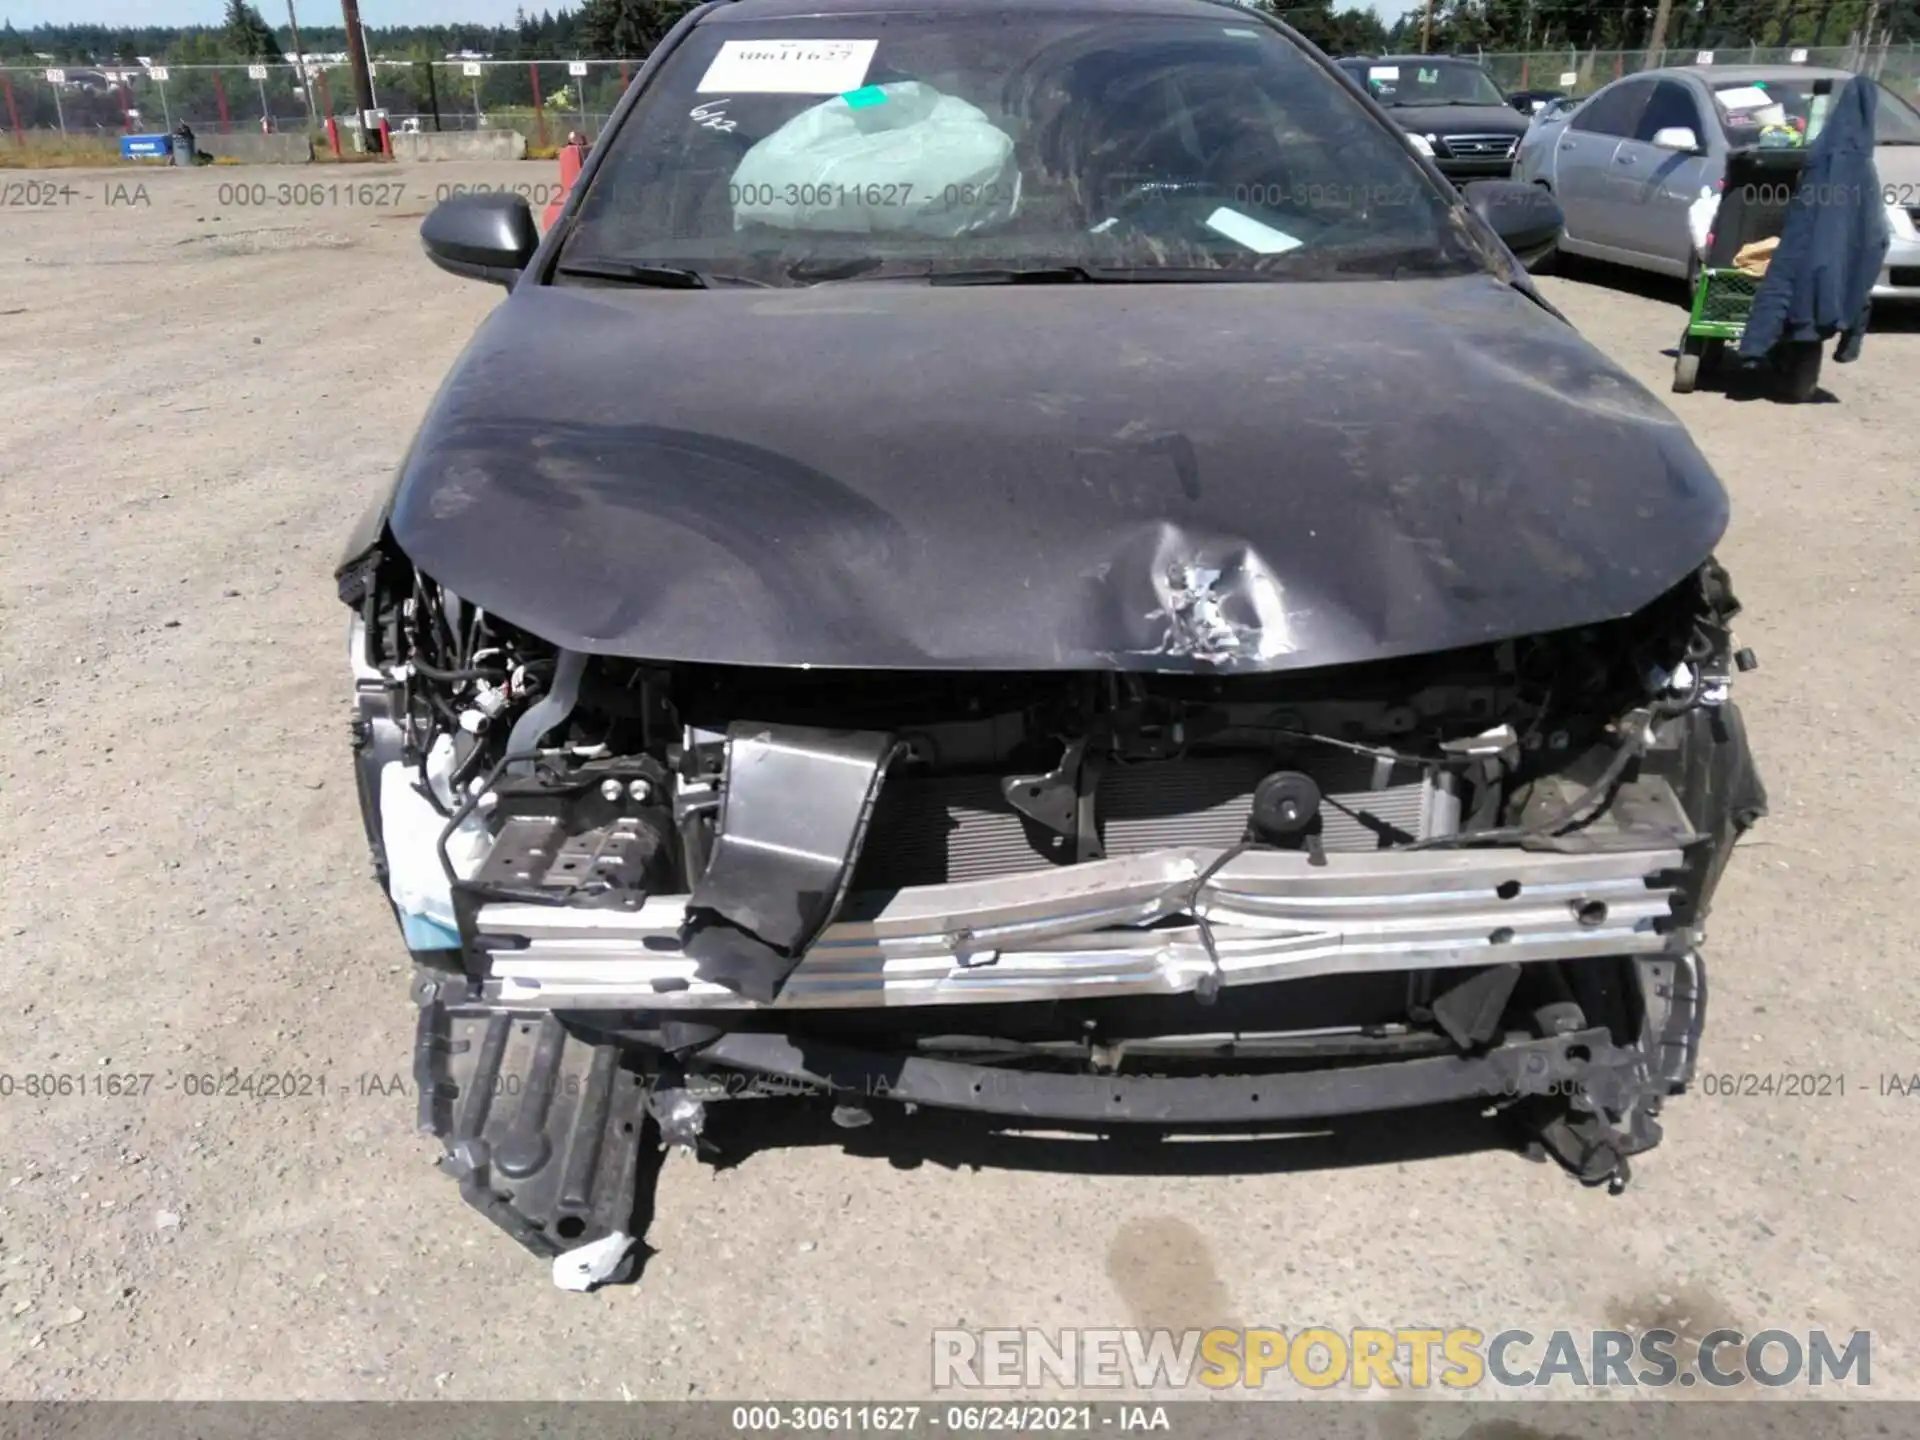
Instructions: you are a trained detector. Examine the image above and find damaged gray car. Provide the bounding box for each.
[340,0,1765,1287]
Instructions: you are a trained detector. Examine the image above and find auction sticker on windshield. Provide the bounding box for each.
[1204,207,1304,254]
[1715,85,1774,111]
[1368,65,1400,81]
[698,39,879,94]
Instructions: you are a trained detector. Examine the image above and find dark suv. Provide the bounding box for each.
[1337,55,1530,179]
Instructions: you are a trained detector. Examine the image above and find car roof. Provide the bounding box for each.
[709,0,1266,20]
[1625,62,1857,84]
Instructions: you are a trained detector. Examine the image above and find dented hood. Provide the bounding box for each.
[384,275,1727,673]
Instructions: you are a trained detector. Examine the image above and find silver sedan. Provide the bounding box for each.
[1513,63,1920,299]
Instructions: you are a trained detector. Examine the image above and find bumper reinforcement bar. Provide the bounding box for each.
[472,842,1686,1009]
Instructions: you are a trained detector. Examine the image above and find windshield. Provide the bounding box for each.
[556,12,1478,287]
[1711,76,1920,145]
[1353,59,1509,108]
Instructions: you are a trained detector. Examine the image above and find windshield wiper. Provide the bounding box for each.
[554,259,767,288]
[786,256,888,282]
[927,265,1099,285]
[798,262,1297,287]
[927,265,1291,285]
[1328,246,1463,280]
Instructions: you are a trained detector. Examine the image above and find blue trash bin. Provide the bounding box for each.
[120,133,172,161]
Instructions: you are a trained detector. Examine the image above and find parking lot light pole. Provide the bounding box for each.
[285,0,318,130]
[341,0,378,150]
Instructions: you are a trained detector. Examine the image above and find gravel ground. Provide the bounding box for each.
[1,162,1916,1402]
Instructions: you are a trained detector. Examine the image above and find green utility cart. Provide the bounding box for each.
[1673,140,1824,400]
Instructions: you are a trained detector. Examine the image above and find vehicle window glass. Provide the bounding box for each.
[559,16,1482,286]
[1875,82,1920,142]
[1355,58,1507,107]
[1570,79,1651,137]
[1710,76,1920,145]
[1635,80,1703,142]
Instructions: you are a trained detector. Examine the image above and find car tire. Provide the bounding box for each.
[1523,186,1561,275]
[1525,228,1560,276]
[1774,340,1823,403]
[1701,338,1725,377]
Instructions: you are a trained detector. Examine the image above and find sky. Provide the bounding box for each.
[3,0,537,27]
[6,0,1419,33]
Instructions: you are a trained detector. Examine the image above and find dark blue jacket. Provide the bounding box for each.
[1738,74,1890,363]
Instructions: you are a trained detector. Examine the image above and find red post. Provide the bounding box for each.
[214,70,231,131]
[619,60,630,90]
[326,114,341,156]
[529,61,547,148]
[1,74,22,146]
[1614,52,1624,78]
[1519,56,1530,87]
[541,138,584,226]
[379,115,392,158]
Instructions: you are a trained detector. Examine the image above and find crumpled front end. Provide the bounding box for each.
[340,537,1763,1282]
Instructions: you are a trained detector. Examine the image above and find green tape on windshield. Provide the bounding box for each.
[842,85,888,108]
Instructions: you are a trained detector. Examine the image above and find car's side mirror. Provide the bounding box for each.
[1462,179,1563,264]
[1651,125,1701,153]
[421,193,539,289]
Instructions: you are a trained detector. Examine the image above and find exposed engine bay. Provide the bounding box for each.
[341,537,1764,1286]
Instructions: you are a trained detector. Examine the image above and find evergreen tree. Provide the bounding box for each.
[579,0,693,57]
[224,0,283,61]
[1279,0,1391,52]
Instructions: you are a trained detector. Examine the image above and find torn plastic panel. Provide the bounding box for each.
[681,723,899,1001]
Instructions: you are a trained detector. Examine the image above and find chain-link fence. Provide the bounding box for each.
[1466,41,1920,103]
[0,58,647,149]
[4,46,1918,151]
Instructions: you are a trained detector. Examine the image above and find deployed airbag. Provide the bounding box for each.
[729,81,1020,236]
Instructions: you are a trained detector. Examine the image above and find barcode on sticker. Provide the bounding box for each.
[697,39,878,95]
